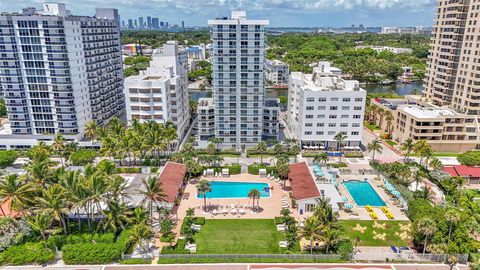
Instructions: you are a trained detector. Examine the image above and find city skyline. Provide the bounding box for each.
[0,0,436,27]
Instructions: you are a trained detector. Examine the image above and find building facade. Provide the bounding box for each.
[263,98,280,140]
[287,62,366,148]
[124,41,190,141]
[197,98,215,141]
[0,3,123,149]
[265,59,289,86]
[208,11,269,149]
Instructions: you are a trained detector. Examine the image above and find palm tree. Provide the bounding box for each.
[320,227,343,254]
[27,212,52,248]
[84,121,98,149]
[208,137,221,152]
[417,217,437,254]
[313,152,329,166]
[385,111,394,134]
[445,207,461,244]
[248,189,260,211]
[129,223,154,253]
[301,216,321,254]
[401,138,415,161]
[367,139,383,162]
[255,141,268,164]
[429,158,443,171]
[413,140,429,165]
[139,176,165,223]
[206,143,216,155]
[131,207,149,226]
[0,174,34,215]
[99,199,131,234]
[277,162,291,187]
[36,184,69,234]
[196,179,212,211]
[52,134,66,167]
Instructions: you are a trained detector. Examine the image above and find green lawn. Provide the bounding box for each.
[339,220,411,247]
[364,122,380,131]
[385,140,397,147]
[193,219,284,254]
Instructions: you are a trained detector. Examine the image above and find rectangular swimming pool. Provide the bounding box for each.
[196,181,271,199]
[343,180,386,206]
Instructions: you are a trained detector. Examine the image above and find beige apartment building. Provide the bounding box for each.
[370,97,480,152]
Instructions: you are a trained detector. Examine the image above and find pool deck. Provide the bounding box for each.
[177,173,290,220]
[337,174,409,221]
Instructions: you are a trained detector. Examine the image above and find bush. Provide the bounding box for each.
[247,164,277,175]
[116,229,134,254]
[160,239,189,254]
[274,217,284,224]
[335,240,354,260]
[330,163,348,168]
[70,149,96,165]
[47,232,115,250]
[62,243,123,264]
[457,151,480,166]
[0,242,55,265]
[344,151,364,158]
[0,218,32,252]
[151,167,159,173]
[192,217,205,225]
[116,167,142,174]
[120,258,152,264]
[0,150,18,167]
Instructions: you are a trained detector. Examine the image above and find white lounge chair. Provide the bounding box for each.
[239,209,246,215]
[222,208,228,215]
[212,209,218,215]
[276,224,286,231]
[191,224,201,231]
[231,208,238,215]
[185,243,197,253]
[279,241,288,248]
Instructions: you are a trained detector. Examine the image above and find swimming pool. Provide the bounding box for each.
[196,181,271,199]
[343,180,386,206]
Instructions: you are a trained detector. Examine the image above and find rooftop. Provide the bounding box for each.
[400,106,456,119]
[288,162,320,200]
[158,162,186,203]
[198,98,214,107]
[264,98,279,107]
[443,165,480,178]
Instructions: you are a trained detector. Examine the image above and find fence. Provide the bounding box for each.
[155,253,468,264]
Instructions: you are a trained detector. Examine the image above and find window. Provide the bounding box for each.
[318,106,326,110]
[306,97,315,102]
[340,123,348,127]
[316,131,324,135]
[328,123,336,127]
[306,106,314,110]
[317,114,325,119]
[317,123,324,127]
[331,97,339,102]
[353,115,361,119]
[306,115,314,119]
[330,106,338,110]
[342,106,350,110]
[351,131,359,135]
[329,115,337,119]
[355,98,363,102]
[342,98,351,102]
[305,123,313,127]
[304,131,312,135]
[318,97,326,102]
[341,115,349,118]
[352,123,360,127]
[354,106,362,111]
[328,131,335,135]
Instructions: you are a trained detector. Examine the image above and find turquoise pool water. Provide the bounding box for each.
[196,181,271,199]
[343,180,386,206]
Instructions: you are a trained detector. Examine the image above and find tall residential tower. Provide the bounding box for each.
[208,11,269,149]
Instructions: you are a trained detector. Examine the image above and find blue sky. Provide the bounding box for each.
[0,0,436,27]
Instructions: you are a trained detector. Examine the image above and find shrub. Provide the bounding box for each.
[192,217,205,225]
[335,240,353,260]
[151,167,159,173]
[274,217,284,224]
[0,150,18,167]
[457,151,480,166]
[70,149,96,165]
[344,151,364,158]
[116,167,142,174]
[62,243,123,264]
[0,242,55,265]
[0,218,32,252]
[247,164,277,175]
[160,239,189,254]
[120,258,152,264]
[116,229,134,253]
[330,163,348,168]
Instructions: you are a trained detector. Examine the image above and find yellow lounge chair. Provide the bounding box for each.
[386,213,395,219]
[369,212,378,220]
[381,206,388,213]
[365,205,373,212]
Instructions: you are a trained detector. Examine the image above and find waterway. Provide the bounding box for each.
[188,81,424,101]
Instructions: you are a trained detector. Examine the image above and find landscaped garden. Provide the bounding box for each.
[339,220,411,246]
[193,219,284,254]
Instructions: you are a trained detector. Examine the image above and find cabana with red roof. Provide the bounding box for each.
[157,161,187,209]
[443,165,480,185]
[288,162,322,214]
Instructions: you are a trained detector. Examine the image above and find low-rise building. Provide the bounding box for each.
[124,41,190,141]
[287,62,366,149]
[263,98,280,140]
[355,45,412,54]
[370,96,480,152]
[443,165,480,185]
[197,98,215,141]
[266,59,289,87]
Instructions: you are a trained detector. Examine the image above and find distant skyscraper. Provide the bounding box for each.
[138,17,144,28]
[134,19,137,27]
[152,17,159,29]
[128,19,133,29]
[0,3,124,146]
[208,11,269,148]
[182,20,185,28]
[165,22,169,28]
[160,21,165,27]
[121,20,126,28]
[147,16,152,28]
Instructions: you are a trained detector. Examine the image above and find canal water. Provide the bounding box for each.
[189,81,424,101]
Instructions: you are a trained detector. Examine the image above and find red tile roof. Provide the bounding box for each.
[443,165,480,178]
[288,162,320,200]
[158,162,186,203]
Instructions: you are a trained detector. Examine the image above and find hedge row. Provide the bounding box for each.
[116,167,142,174]
[207,164,241,175]
[70,149,96,165]
[197,149,241,156]
[247,164,277,175]
[0,242,55,265]
[62,243,123,265]
[160,239,189,254]
[47,232,115,250]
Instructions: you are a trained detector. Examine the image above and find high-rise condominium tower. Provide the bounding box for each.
[0,3,123,147]
[208,11,269,149]
[424,0,480,114]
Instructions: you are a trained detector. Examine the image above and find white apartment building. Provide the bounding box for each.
[263,98,280,140]
[197,98,215,141]
[208,11,269,149]
[266,59,289,86]
[355,45,412,54]
[0,3,123,149]
[124,41,190,140]
[287,62,366,148]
